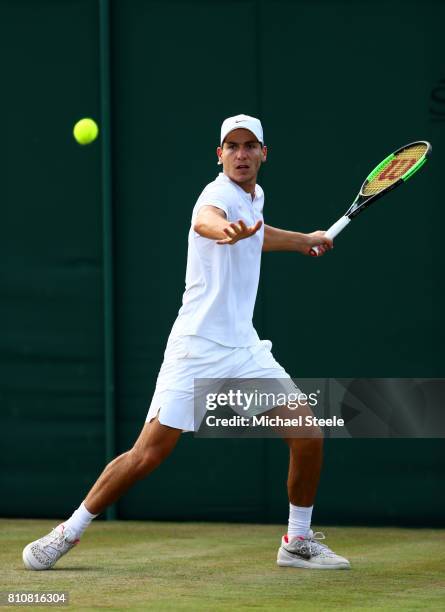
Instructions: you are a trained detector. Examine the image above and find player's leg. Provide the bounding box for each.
[22,418,181,570]
[278,426,350,569]
[84,417,181,515]
[233,340,350,569]
[284,427,323,540]
[285,431,324,513]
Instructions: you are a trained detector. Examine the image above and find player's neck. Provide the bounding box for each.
[225,173,257,199]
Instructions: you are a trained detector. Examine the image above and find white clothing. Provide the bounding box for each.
[147,172,297,432]
[170,173,264,347]
[146,335,297,432]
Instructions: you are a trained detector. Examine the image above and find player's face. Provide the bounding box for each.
[217,129,267,191]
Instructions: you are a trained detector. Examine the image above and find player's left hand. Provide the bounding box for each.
[217,219,263,245]
[306,231,333,256]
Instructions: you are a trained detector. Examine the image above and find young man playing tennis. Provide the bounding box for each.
[23,114,350,571]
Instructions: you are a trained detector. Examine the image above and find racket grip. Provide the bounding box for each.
[310,215,351,256]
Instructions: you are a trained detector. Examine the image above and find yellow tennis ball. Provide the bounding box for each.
[73,118,99,145]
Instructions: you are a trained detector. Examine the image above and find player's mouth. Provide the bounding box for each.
[236,164,249,170]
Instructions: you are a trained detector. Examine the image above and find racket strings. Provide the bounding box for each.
[362,143,428,196]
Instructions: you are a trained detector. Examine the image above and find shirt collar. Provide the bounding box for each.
[217,172,260,201]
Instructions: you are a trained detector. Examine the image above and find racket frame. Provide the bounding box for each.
[311,140,432,255]
[346,140,432,220]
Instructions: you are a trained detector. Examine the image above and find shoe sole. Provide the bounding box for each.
[277,547,351,570]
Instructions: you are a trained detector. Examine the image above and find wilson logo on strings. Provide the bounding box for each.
[378,158,416,181]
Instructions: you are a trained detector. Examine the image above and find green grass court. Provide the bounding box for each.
[1,520,444,611]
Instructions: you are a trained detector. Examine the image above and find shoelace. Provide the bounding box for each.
[305,532,335,557]
[288,531,335,558]
[41,529,68,556]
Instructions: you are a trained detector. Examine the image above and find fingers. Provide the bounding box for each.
[237,220,248,233]
[226,223,241,238]
[217,219,263,245]
[313,232,333,250]
[309,242,331,257]
[216,232,234,244]
[239,219,263,235]
[251,219,263,233]
[313,244,328,256]
[216,224,240,245]
[308,230,334,257]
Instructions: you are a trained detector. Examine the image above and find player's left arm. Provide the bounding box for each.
[262,224,333,256]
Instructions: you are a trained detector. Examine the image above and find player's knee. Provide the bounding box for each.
[308,425,324,441]
[288,433,324,455]
[128,446,165,477]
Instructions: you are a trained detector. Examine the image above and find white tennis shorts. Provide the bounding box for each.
[146,334,297,432]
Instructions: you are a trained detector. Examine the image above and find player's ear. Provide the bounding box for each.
[262,145,267,163]
[216,145,223,165]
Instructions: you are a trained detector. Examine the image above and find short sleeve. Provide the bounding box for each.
[192,186,231,221]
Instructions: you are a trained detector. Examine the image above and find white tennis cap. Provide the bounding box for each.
[220,114,264,145]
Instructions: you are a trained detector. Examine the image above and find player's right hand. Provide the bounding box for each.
[217,219,263,245]
[306,231,333,256]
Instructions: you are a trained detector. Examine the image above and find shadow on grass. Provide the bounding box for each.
[21,566,102,572]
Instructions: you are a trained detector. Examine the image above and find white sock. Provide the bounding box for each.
[62,502,98,539]
[287,503,313,539]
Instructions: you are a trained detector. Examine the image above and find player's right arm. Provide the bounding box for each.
[194,205,262,245]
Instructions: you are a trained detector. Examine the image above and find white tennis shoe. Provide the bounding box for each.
[22,524,79,570]
[277,530,350,569]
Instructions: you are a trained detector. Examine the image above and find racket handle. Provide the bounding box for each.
[310,215,351,256]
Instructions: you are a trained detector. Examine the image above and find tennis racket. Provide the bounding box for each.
[311,140,432,256]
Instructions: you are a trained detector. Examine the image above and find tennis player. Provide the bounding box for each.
[23,114,350,571]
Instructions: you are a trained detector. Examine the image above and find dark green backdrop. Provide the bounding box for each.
[1,0,444,526]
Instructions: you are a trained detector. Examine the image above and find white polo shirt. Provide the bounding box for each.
[170,173,265,347]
